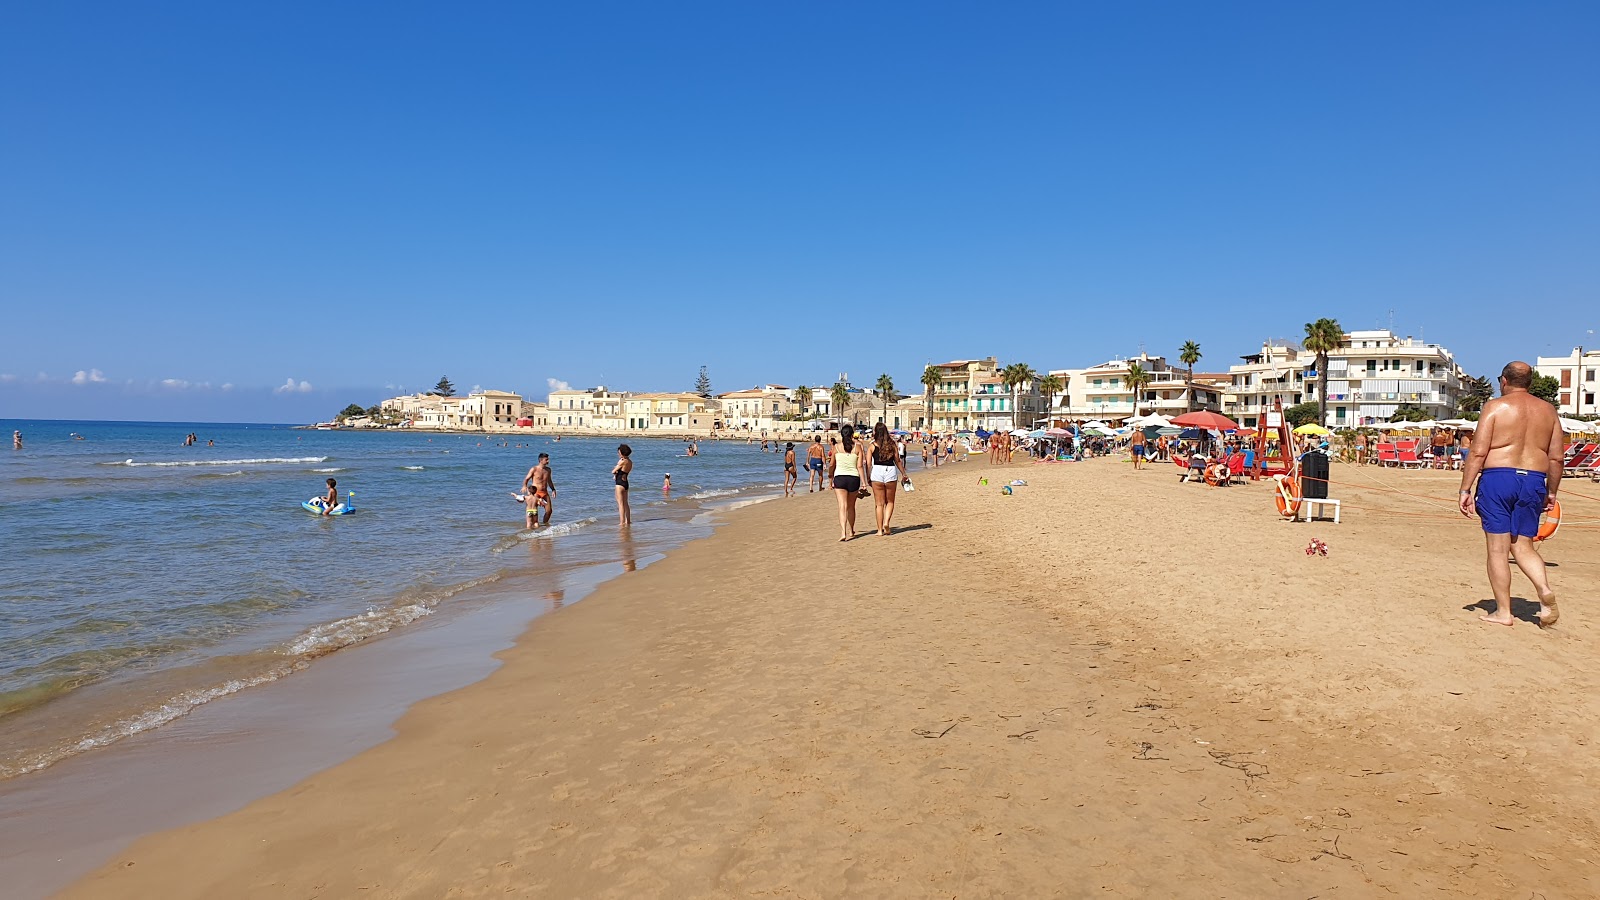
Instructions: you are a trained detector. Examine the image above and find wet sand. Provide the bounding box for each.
[60,457,1600,897]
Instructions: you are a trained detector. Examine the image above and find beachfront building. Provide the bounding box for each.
[1225,330,1469,427]
[585,388,628,431]
[971,374,1044,431]
[888,395,926,431]
[926,358,998,432]
[456,390,524,429]
[1051,353,1215,423]
[381,392,443,424]
[618,393,717,432]
[1536,347,1600,417]
[718,386,796,431]
[548,387,596,427]
[519,402,549,427]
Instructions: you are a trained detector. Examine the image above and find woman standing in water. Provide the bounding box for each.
[829,425,867,541]
[868,422,908,536]
[612,444,633,525]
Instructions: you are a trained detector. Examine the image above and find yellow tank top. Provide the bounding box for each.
[834,446,861,477]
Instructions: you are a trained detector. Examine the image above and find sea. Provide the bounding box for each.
[0,419,807,781]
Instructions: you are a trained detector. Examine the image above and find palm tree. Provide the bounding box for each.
[1178,341,1202,411]
[830,382,850,429]
[874,373,896,425]
[1125,361,1152,419]
[921,365,941,433]
[794,384,813,419]
[1037,374,1063,427]
[1001,362,1037,430]
[1302,318,1344,427]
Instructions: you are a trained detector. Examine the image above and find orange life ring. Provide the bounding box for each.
[1274,475,1301,519]
[1534,498,1561,542]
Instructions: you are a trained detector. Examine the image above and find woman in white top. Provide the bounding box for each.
[828,425,867,541]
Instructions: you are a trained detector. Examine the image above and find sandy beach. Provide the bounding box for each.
[61,455,1600,898]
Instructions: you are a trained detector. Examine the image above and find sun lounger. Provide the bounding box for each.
[1396,447,1426,469]
[1376,445,1399,468]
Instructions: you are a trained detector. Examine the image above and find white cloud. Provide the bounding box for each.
[221,383,234,391]
[71,368,108,385]
[161,378,191,389]
[0,374,16,383]
[275,377,314,394]
[547,377,571,392]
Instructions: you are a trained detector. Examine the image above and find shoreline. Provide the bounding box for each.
[45,458,1600,896]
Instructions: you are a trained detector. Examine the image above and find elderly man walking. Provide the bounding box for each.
[1458,361,1565,627]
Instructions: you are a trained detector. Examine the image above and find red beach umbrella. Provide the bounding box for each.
[1171,411,1239,431]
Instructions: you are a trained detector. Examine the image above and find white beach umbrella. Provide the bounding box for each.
[1082,420,1109,429]
[1438,418,1477,430]
[1559,417,1597,434]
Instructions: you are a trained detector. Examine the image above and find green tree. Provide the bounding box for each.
[921,365,941,432]
[1302,318,1343,426]
[694,366,712,399]
[1001,362,1037,429]
[1037,373,1063,427]
[874,374,896,424]
[1388,405,1432,423]
[1530,373,1560,406]
[1457,375,1494,414]
[431,376,456,397]
[1124,362,1152,419]
[338,403,367,420]
[794,384,813,418]
[830,381,851,428]
[1178,341,1202,412]
[1284,401,1321,427]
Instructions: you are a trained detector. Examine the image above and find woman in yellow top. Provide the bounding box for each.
[828,424,867,541]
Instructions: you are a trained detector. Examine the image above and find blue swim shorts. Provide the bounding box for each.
[1475,467,1547,538]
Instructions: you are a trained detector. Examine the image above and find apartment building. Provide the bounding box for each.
[1226,330,1468,427]
[1050,353,1217,423]
[926,358,997,432]
[1536,348,1600,417]
[718,385,796,431]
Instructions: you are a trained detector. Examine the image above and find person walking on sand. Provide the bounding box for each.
[829,424,867,541]
[1131,428,1146,470]
[1458,361,1564,628]
[782,442,798,497]
[868,422,909,536]
[806,436,826,493]
[612,444,633,526]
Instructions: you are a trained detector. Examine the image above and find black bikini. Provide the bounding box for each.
[614,469,629,490]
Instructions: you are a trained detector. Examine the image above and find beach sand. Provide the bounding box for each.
[62,457,1600,897]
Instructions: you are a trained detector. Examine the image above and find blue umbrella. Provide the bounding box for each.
[1178,428,1207,440]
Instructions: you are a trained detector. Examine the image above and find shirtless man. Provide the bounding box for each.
[806,436,826,493]
[522,452,556,526]
[1130,428,1146,470]
[1458,361,1564,628]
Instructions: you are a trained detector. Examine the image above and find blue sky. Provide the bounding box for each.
[3,2,1596,422]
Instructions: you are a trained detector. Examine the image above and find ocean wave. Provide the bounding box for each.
[490,517,599,551]
[104,456,331,468]
[312,467,344,473]
[282,572,505,655]
[687,487,741,500]
[0,662,304,780]
[194,470,246,478]
[400,465,425,471]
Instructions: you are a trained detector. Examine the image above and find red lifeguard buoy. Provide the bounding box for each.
[1274,475,1301,519]
[1534,498,1561,542]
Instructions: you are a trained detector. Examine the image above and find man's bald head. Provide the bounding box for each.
[1500,361,1533,389]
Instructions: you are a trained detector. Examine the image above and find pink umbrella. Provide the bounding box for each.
[1171,411,1240,431]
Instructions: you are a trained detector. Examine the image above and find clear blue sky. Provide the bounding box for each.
[3,2,1596,422]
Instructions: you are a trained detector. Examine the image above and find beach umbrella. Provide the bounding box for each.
[1082,420,1108,429]
[1046,428,1071,437]
[1171,410,1239,431]
[1559,417,1597,433]
[1178,427,1207,440]
[1027,429,1047,438]
[1438,418,1476,430]
[1157,426,1182,436]
[1293,424,1331,436]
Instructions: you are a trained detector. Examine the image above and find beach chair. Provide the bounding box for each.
[1227,453,1247,484]
[1376,444,1399,468]
[1396,447,1426,469]
[1567,447,1600,477]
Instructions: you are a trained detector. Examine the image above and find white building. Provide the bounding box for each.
[1536,348,1600,417]
[1226,330,1468,428]
[1050,353,1218,423]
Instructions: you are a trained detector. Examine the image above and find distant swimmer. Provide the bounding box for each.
[522,452,555,527]
[12,430,21,450]
[663,473,671,495]
[1459,361,1564,628]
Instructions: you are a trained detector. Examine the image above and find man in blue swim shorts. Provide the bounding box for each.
[1458,361,1565,628]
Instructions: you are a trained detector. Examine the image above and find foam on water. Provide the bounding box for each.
[105,456,331,467]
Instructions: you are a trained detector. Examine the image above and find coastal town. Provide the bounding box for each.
[339,328,1600,434]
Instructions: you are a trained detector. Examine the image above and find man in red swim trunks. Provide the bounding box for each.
[521,452,556,527]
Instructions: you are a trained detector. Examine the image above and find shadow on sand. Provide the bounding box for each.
[1461,597,1545,626]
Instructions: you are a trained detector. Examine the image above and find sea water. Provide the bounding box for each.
[0,420,799,778]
